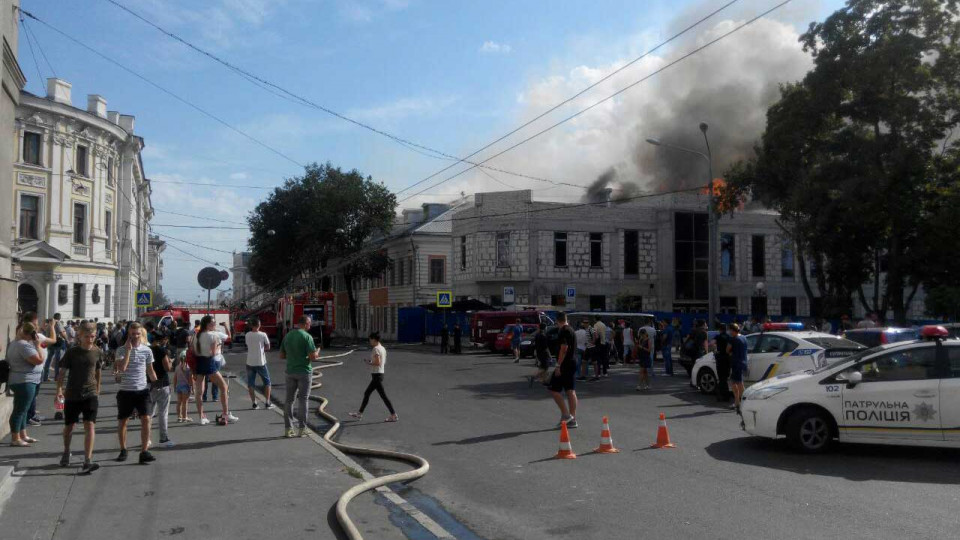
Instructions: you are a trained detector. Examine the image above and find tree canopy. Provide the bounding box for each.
[720,0,960,323]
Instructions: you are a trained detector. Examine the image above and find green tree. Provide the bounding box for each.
[247,163,396,335]
[720,0,960,324]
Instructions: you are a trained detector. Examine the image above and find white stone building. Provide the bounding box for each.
[10,78,152,322]
[327,201,467,341]
[146,234,165,299]
[231,251,258,304]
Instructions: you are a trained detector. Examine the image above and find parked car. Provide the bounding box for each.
[842,327,918,348]
[518,325,561,358]
[494,324,538,354]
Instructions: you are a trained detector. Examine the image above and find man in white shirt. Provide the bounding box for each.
[115,322,158,464]
[574,321,588,380]
[244,318,273,410]
[592,317,609,378]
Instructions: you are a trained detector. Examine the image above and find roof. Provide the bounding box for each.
[413,198,473,235]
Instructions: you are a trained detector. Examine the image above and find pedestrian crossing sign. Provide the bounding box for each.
[437,291,452,308]
[135,290,153,308]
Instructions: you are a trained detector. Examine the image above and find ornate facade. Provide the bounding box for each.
[10,77,154,322]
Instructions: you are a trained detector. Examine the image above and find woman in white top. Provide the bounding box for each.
[193,316,237,426]
[349,332,397,422]
[622,322,635,363]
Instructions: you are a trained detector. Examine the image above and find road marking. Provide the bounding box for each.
[0,467,20,522]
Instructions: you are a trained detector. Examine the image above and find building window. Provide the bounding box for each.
[752,235,765,277]
[590,233,603,267]
[23,132,42,166]
[589,295,606,311]
[624,230,639,275]
[19,194,40,239]
[105,211,112,250]
[720,233,736,277]
[72,284,83,318]
[429,258,445,284]
[105,285,111,317]
[781,296,797,317]
[496,232,510,267]
[398,259,405,285]
[107,157,114,184]
[73,203,87,244]
[460,236,467,270]
[781,240,795,278]
[554,232,567,267]
[720,296,738,315]
[76,145,89,177]
[58,285,68,305]
[550,294,566,307]
[674,212,709,300]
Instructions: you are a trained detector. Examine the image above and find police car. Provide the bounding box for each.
[741,326,960,453]
[691,323,865,395]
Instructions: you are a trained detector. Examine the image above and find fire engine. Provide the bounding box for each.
[276,291,336,347]
[139,307,232,334]
[231,307,279,344]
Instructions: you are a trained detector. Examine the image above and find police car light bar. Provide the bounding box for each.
[762,322,805,331]
[920,325,949,338]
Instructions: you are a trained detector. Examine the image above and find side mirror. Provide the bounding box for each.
[846,371,863,388]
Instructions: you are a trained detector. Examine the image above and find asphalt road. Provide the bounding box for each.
[236,343,960,540]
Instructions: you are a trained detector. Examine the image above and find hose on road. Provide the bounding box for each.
[309,355,432,540]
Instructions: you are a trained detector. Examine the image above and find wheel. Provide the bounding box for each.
[785,408,834,453]
[696,368,717,395]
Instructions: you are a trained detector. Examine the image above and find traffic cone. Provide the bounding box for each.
[593,416,620,454]
[554,421,577,459]
[650,413,676,449]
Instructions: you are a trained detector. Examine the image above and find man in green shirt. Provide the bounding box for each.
[280,316,319,437]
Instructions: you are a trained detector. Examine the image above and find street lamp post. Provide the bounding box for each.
[647,123,718,328]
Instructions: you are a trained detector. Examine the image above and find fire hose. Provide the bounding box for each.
[309,355,432,540]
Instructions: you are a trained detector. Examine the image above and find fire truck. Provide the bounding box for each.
[276,291,336,347]
[231,307,279,344]
[139,307,232,335]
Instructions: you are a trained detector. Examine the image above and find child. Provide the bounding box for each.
[174,353,194,423]
[349,332,398,422]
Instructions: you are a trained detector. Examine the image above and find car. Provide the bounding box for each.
[493,324,538,354]
[691,325,865,395]
[679,330,720,375]
[842,327,918,348]
[741,325,960,453]
[519,325,561,358]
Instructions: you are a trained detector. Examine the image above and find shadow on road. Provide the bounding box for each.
[433,428,556,446]
[705,436,960,484]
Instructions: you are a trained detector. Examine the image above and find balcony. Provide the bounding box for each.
[73,245,88,256]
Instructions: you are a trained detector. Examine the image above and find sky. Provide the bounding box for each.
[16,0,848,303]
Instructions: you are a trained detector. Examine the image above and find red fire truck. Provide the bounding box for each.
[231,308,279,344]
[276,291,336,347]
[139,307,232,335]
[470,310,553,351]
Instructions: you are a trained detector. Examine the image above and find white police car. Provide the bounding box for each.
[741,326,960,452]
[691,323,864,394]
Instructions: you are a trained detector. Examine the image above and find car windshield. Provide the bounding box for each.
[812,345,884,373]
[804,337,864,349]
[138,315,165,328]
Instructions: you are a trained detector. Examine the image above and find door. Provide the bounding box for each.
[840,345,942,442]
[749,334,797,381]
[939,345,960,444]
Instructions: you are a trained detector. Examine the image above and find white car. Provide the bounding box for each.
[741,326,960,452]
[690,329,865,394]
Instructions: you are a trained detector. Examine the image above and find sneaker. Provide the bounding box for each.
[266,403,276,410]
[27,418,41,427]
[161,439,175,448]
[296,427,306,438]
[284,428,296,438]
[226,413,239,423]
[138,451,156,464]
[251,403,259,410]
[566,418,578,429]
[556,416,574,428]
[81,462,100,474]
[60,452,71,467]
[116,449,128,462]
[636,385,644,391]
[183,417,194,423]
[200,417,210,425]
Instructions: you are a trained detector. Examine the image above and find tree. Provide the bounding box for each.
[153,290,172,308]
[720,0,960,324]
[247,163,397,336]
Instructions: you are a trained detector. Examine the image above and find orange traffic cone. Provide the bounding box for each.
[650,412,676,449]
[554,420,577,459]
[593,416,620,454]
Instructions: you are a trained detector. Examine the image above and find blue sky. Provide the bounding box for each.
[17,0,846,302]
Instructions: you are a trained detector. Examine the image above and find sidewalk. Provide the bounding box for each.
[0,374,406,540]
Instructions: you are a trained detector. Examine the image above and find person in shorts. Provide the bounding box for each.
[56,321,103,473]
[727,323,749,414]
[173,354,194,423]
[635,329,653,391]
[510,319,523,363]
[244,318,274,409]
[529,323,551,387]
[549,312,579,429]
[115,322,159,464]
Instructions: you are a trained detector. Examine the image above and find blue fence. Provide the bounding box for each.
[397,307,472,343]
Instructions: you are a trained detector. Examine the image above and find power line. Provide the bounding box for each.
[152,231,238,255]
[394,0,741,197]
[153,208,248,225]
[18,8,306,169]
[400,0,794,202]
[18,15,45,84]
[22,15,57,77]
[101,0,585,190]
[149,178,278,190]
[151,223,248,230]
